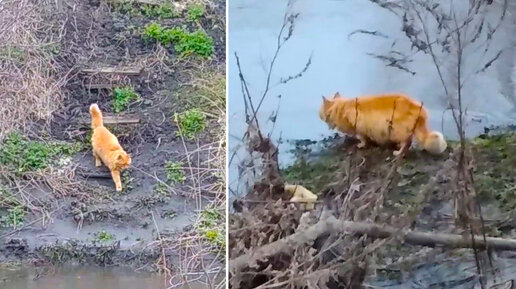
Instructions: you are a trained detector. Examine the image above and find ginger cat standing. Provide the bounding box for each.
[90,104,131,191]
[319,93,447,155]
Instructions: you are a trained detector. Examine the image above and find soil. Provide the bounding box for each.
[229,127,516,288]
[0,0,225,270]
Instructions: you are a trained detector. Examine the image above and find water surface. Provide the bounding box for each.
[0,266,208,289]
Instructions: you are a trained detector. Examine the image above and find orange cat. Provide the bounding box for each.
[90,104,131,191]
[319,93,447,155]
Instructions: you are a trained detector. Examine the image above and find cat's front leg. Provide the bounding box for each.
[111,170,122,191]
[93,152,102,167]
[393,140,411,156]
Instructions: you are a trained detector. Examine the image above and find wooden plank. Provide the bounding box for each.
[83,83,114,90]
[107,0,161,5]
[79,115,140,125]
[81,67,143,75]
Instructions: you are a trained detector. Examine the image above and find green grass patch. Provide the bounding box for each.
[196,208,225,248]
[172,28,213,58]
[174,109,206,140]
[115,1,176,18]
[187,3,205,22]
[143,23,213,58]
[0,205,25,229]
[0,187,25,229]
[95,230,115,243]
[0,187,21,209]
[153,182,169,197]
[141,3,176,19]
[144,22,176,45]
[471,133,516,210]
[165,161,186,185]
[161,209,177,219]
[0,45,25,62]
[112,86,140,113]
[121,170,134,192]
[0,133,82,173]
[114,2,138,14]
[177,70,225,118]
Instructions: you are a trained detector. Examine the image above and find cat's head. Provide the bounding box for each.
[319,92,343,128]
[115,150,132,169]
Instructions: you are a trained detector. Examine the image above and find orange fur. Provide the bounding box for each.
[319,93,447,155]
[90,104,131,191]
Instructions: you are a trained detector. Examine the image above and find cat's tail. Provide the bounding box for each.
[414,116,447,154]
[89,103,103,129]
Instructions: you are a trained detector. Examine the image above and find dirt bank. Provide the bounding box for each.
[229,128,516,288]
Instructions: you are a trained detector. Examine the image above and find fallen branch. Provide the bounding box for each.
[79,115,140,125]
[230,216,516,273]
[81,67,143,75]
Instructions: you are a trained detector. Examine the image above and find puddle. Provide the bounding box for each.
[0,266,211,289]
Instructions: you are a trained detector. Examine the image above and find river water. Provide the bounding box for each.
[0,266,166,289]
[0,266,211,289]
[228,0,516,195]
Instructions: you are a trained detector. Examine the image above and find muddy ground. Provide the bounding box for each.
[0,0,225,271]
[229,127,516,288]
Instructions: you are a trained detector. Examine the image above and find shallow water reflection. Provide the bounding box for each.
[0,266,210,289]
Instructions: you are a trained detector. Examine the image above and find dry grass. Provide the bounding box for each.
[0,0,70,140]
[163,65,226,288]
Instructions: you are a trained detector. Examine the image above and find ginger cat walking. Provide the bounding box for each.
[319,93,447,155]
[90,104,131,191]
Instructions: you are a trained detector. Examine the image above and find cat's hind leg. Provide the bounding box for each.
[111,170,122,191]
[356,134,367,149]
[93,151,102,167]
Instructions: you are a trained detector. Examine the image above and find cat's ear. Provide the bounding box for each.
[322,96,329,103]
[334,92,341,99]
[117,153,124,162]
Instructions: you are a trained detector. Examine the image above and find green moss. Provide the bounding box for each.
[112,86,140,113]
[0,133,82,173]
